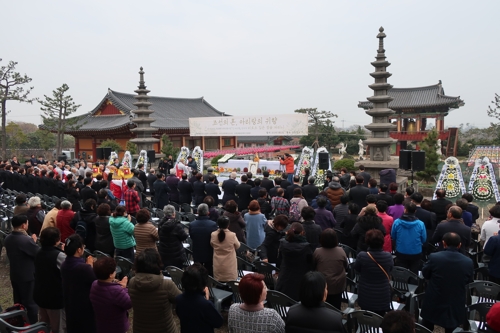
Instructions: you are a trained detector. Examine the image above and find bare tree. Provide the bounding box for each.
[294,108,338,150]
[39,84,81,155]
[487,93,500,121]
[0,59,34,158]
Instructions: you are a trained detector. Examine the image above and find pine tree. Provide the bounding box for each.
[161,134,179,158]
[417,129,440,182]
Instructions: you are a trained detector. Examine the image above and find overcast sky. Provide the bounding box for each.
[2,0,499,130]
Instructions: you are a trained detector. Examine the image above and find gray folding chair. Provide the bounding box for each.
[265,290,298,321]
[347,310,384,333]
[165,266,184,291]
[207,276,233,313]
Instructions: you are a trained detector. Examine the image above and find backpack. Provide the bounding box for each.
[289,199,303,222]
[75,213,87,240]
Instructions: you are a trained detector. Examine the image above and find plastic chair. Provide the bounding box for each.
[474,267,489,281]
[236,256,255,278]
[391,266,421,295]
[342,277,358,309]
[207,276,233,313]
[170,202,180,212]
[0,310,50,333]
[265,290,298,321]
[324,302,341,313]
[347,310,384,333]
[237,242,259,262]
[334,228,347,245]
[467,280,500,304]
[409,292,425,324]
[93,250,110,260]
[390,288,411,311]
[181,203,192,213]
[463,302,495,332]
[115,256,134,281]
[226,280,243,303]
[414,323,432,333]
[184,248,194,267]
[165,266,184,291]
[340,244,357,260]
[254,260,279,290]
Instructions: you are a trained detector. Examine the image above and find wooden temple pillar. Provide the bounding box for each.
[415,115,421,134]
[91,137,97,161]
[75,139,80,157]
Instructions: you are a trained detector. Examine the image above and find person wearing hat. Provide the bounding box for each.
[203,166,219,184]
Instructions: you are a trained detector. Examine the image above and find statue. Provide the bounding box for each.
[436,139,443,157]
[358,139,365,160]
[338,142,347,160]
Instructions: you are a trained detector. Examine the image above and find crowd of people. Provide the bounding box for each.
[1,156,500,333]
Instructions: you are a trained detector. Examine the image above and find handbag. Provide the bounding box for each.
[367,251,392,288]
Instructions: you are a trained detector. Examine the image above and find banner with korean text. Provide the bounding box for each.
[189,114,308,136]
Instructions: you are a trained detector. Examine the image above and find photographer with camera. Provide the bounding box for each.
[279,153,295,183]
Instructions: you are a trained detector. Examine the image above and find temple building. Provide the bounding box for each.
[51,80,237,160]
[359,82,464,157]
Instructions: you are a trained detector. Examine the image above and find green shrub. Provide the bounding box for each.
[333,159,355,171]
[211,155,224,165]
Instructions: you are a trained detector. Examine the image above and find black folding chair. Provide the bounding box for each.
[265,290,298,321]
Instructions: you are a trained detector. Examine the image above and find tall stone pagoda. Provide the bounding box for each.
[129,67,160,151]
[364,27,397,161]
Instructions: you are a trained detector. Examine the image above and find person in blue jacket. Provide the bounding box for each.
[391,202,426,274]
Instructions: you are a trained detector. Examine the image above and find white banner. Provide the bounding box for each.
[189,114,308,136]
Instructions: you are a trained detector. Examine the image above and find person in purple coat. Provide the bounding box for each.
[90,257,131,333]
[314,196,337,230]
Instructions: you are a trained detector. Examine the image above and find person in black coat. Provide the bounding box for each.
[285,176,301,201]
[147,169,157,195]
[250,178,264,200]
[376,184,395,206]
[94,204,115,257]
[193,174,206,205]
[158,206,188,269]
[260,171,274,193]
[348,176,371,209]
[431,189,453,222]
[285,272,344,333]
[358,165,371,187]
[339,203,359,249]
[431,206,471,254]
[80,178,98,202]
[353,229,393,316]
[178,174,194,205]
[34,227,66,333]
[351,206,386,252]
[280,173,292,190]
[411,192,437,242]
[165,173,180,204]
[420,232,474,333]
[301,207,322,250]
[202,167,219,184]
[154,173,171,210]
[302,177,319,205]
[269,177,282,198]
[71,199,98,252]
[4,215,40,324]
[221,173,238,205]
[235,175,252,212]
[462,193,480,224]
[189,204,218,274]
[276,222,313,301]
[258,215,287,266]
[205,175,221,206]
[66,180,82,212]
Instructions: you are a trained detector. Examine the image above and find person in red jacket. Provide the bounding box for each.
[280,154,295,183]
[57,200,76,242]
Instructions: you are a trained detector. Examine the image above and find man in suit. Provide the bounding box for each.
[260,171,274,193]
[431,189,452,222]
[235,174,252,212]
[432,206,471,254]
[280,172,291,190]
[205,174,221,206]
[137,164,148,192]
[358,165,371,187]
[285,175,301,201]
[203,167,219,184]
[250,178,264,200]
[462,193,479,225]
[348,175,370,209]
[189,204,217,275]
[269,177,282,198]
[153,173,170,210]
[221,172,238,205]
[177,173,193,205]
[302,176,319,205]
[147,169,157,195]
[411,192,437,242]
[4,215,40,323]
[246,172,255,187]
[420,232,474,333]
[80,178,98,202]
[376,183,394,206]
[165,171,180,204]
[192,173,206,205]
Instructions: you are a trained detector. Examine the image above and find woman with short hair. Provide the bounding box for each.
[61,234,97,333]
[211,216,240,282]
[313,229,348,310]
[228,273,284,333]
[244,200,267,249]
[158,205,188,269]
[223,200,246,243]
[134,208,159,256]
[176,263,223,332]
[285,271,344,333]
[275,222,313,301]
[353,229,394,316]
[90,257,131,333]
[128,248,181,333]
[94,203,115,257]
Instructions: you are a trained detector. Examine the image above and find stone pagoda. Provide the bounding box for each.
[129,67,159,152]
[355,27,406,187]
